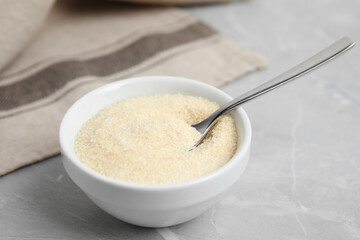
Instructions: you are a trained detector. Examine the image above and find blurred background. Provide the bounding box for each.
[0,0,359,239]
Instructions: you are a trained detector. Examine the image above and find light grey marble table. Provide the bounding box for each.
[1,0,359,239]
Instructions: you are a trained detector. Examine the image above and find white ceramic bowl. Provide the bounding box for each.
[59,76,251,227]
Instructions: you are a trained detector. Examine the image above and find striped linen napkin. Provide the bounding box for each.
[0,0,267,176]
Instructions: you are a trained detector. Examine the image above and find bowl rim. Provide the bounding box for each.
[59,76,252,192]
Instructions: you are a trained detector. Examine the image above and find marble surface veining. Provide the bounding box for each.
[1,0,360,239]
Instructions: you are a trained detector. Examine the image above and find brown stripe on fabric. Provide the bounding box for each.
[0,22,215,110]
[0,35,223,120]
[0,15,193,81]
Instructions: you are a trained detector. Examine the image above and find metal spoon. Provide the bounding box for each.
[188,37,355,151]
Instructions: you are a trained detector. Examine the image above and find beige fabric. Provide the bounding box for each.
[0,0,267,176]
[0,0,55,72]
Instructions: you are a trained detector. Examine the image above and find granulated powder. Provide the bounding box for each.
[74,94,237,185]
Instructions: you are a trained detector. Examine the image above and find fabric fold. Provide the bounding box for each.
[0,0,55,72]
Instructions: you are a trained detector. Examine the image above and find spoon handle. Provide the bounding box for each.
[193,37,355,135]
